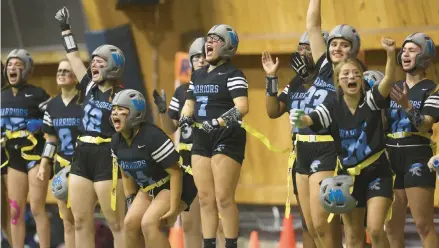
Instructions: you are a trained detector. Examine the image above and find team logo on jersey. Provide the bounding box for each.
[214,144,226,152]
[368,178,381,190]
[409,163,423,176]
[310,160,321,173]
[111,52,124,68]
[131,99,145,111]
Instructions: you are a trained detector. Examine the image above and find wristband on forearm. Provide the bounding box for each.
[62,33,78,53]
[405,107,425,128]
[265,76,278,96]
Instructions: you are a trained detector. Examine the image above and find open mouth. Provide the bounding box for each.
[206,45,213,56]
[348,82,357,88]
[112,116,121,129]
[91,69,99,76]
[8,72,18,81]
[402,59,411,66]
[58,76,66,82]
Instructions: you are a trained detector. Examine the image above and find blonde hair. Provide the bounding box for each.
[58,58,83,104]
[333,58,365,97]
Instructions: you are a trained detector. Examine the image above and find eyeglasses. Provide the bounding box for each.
[206,35,224,43]
[57,69,72,76]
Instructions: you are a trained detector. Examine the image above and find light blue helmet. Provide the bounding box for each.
[51,166,71,201]
[320,175,357,214]
[4,49,34,84]
[327,24,361,60]
[207,24,239,59]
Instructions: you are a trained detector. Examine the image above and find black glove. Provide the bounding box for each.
[290,52,310,79]
[179,116,194,128]
[201,119,220,133]
[152,89,167,113]
[125,194,136,210]
[54,6,71,31]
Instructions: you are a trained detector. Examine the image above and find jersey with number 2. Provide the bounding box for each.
[186,62,248,121]
[42,94,82,160]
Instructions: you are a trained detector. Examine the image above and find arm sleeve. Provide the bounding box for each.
[309,102,334,131]
[227,70,248,98]
[148,127,180,169]
[42,103,56,135]
[168,85,184,120]
[278,85,289,105]
[422,92,439,121]
[37,89,51,113]
[365,85,389,111]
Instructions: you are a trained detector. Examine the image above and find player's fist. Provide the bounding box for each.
[55,6,70,27]
[381,37,395,52]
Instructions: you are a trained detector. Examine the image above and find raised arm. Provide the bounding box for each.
[306,0,327,63]
[377,37,396,98]
[261,51,286,118]
[55,7,87,81]
[152,89,179,134]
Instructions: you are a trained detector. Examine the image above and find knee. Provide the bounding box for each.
[107,219,123,233]
[141,218,160,237]
[73,216,87,232]
[124,215,141,233]
[30,200,46,218]
[197,191,216,208]
[215,193,235,210]
[9,199,22,221]
[63,219,75,235]
[344,228,364,245]
[312,219,328,237]
[367,225,385,240]
[414,217,434,237]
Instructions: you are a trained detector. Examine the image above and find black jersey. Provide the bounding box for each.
[1,84,50,133]
[42,94,82,159]
[300,55,337,135]
[168,83,193,144]
[278,75,319,135]
[111,123,180,189]
[77,75,118,139]
[309,85,389,168]
[386,79,436,145]
[186,62,248,121]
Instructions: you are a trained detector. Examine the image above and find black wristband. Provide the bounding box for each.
[62,33,78,53]
[265,76,278,96]
[60,23,71,32]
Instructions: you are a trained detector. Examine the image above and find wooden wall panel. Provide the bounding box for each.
[197,0,439,54]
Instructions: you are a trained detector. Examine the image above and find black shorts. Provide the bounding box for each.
[1,148,7,175]
[192,126,246,165]
[387,145,436,189]
[3,135,44,174]
[295,141,337,175]
[71,142,121,182]
[149,172,198,211]
[179,149,191,167]
[340,154,394,208]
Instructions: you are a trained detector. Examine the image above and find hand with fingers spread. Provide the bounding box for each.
[381,37,396,53]
[178,116,194,128]
[55,6,70,31]
[290,52,310,80]
[261,51,279,77]
[153,89,167,113]
[390,83,410,110]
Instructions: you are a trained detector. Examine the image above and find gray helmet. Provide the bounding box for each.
[299,31,329,45]
[51,165,71,202]
[363,70,385,87]
[112,89,146,129]
[327,24,361,60]
[207,24,239,59]
[319,175,357,214]
[397,32,436,71]
[189,37,206,68]
[91,44,125,81]
[3,49,34,85]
